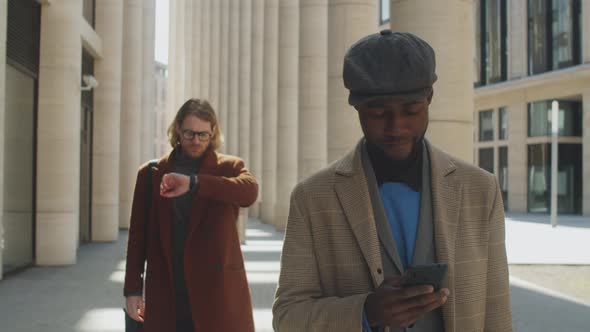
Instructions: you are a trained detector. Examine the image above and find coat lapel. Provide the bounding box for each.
[152,151,175,285]
[186,149,219,240]
[334,142,384,288]
[427,142,460,332]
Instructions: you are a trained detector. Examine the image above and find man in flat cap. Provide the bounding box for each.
[272,30,512,332]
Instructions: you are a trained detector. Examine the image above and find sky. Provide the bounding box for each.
[155,0,169,64]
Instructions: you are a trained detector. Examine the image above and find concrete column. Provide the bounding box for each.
[141,0,156,161]
[209,0,221,109]
[239,0,253,164]
[92,0,124,242]
[166,0,182,119]
[390,0,475,163]
[182,0,192,100]
[200,0,211,99]
[584,0,590,63]
[299,0,328,180]
[0,0,6,277]
[249,0,265,217]
[508,0,527,79]
[218,0,230,147]
[190,0,202,98]
[227,0,240,155]
[119,0,143,229]
[327,0,377,162]
[507,102,527,213]
[36,0,83,264]
[260,0,279,224]
[275,0,299,230]
[583,91,590,216]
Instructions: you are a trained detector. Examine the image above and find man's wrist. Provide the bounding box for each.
[188,174,197,192]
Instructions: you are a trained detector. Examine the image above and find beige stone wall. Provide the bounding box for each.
[92,0,124,241]
[0,0,6,278]
[36,0,83,265]
[141,0,156,161]
[391,0,475,163]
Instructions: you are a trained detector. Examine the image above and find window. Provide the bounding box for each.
[527,143,582,214]
[498,107,508,139]
[528,100,582,137]
[479,148,494,174]
[478,0,507,85]
[379,0,390,25]
[83,0,95,27]
[498,146,508,210]
[479,110,494,141]
[528,0,581,75]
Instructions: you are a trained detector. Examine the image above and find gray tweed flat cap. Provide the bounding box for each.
[343,29,437,106]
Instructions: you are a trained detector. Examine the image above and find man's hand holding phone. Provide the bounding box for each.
[364,264,450,329]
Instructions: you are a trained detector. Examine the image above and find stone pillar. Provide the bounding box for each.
[191,0,202,98]
[182,0,192,100]
[584,0,590,63]
[261,0,279,224]
[92,0,124,242]
[275,0,299,230]
[36,0,83,264]
[200,0,211,99]
[507,102,527,213]
[141,0,156,161]
[239,0,252,164]
[327,0,376,162]
[583,91,590,216]
[227,0,240,155]
[0,0,6,277]
[167,0,183,120]
[298,0,328,180]
[218,0,230,147]
[508,0,527,79]
[119,0,143,229]
[390,0,475,163]
[249,0,265,217]
[209,0,221,109]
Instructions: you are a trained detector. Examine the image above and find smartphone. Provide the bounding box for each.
[402,263,448,291]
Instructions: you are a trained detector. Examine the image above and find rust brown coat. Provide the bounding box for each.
[124,148,258,332]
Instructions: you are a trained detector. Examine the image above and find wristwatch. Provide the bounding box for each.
[189,174,197,191]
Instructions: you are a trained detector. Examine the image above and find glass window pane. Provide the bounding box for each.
[528,100,582,137]
[479,110,494,141]
[528,144,549,213]
[499,106,508,139]
[528,0,549,74]
[380,0,390,24]
[552,0,575,69]
[485,0,503,83]
[499,146,508,210]
[527,143,583,214]
[479,148,494,174]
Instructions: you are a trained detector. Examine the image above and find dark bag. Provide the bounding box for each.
[124,160,158,332]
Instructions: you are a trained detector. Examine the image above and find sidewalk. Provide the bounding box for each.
[0,216,588,331]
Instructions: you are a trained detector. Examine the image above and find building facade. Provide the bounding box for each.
[0,0,157,279]
[473,0,590,215]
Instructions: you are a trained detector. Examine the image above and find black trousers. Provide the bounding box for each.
[175,292,195,332]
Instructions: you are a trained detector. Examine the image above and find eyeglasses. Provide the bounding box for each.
[181,129,213,142]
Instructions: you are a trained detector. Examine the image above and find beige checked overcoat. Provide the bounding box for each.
[273,140,512,332]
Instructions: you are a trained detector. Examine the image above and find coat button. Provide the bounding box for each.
[377,268,382,274]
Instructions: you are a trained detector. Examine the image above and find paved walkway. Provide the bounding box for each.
[0,216,588,331]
